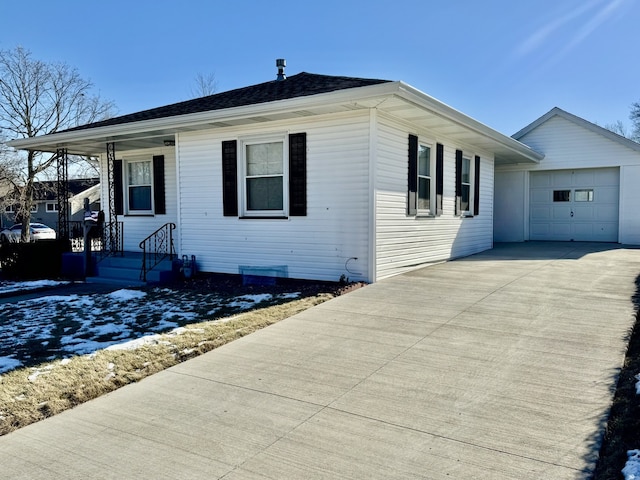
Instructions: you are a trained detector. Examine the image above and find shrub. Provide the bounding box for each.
[0,240,69,280]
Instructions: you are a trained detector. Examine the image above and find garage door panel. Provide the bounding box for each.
[574,171,595,184]
[531,173,552,187]
[552,172,573,186]
[552,224,571,236]
[529,168,619,242]
[531,206,551,220]
[530,224,550,236]
[596,187,619,203]
[597,205,619,219]
[573,205,594,220]
[531,189,550,203]
[552,206,571,219]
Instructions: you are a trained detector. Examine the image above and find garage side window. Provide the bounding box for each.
[553,190,571,202]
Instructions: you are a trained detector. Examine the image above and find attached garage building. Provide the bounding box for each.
[495,108,640,245]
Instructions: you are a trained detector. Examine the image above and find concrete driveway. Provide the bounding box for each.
[1,242,639,479]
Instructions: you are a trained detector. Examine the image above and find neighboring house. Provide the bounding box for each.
[495,107,640,245]
[9,63,544,282]
[1,178,100,231]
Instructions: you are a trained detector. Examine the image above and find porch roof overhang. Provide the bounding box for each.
[9,81,543,166]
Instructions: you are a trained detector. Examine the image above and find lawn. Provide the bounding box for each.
[0,277,347,435]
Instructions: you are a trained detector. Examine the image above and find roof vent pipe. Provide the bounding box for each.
[276,59,286,81]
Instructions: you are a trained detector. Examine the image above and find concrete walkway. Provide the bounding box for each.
[1,242,639,479]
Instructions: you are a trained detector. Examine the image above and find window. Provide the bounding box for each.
[455,150,480,216]
[31,204,38,213]
[221,134,306,218]
[5,205,14,213]
[245,141,285,212]
[113,156,165,216]
[46,202,58,212]
[239,136,288,216]
[553,190,571,202]
[417,144,434,213]
[575,189,594,202]
[127,160,153,213]
[408,135,442,216]
[460,156,471,213]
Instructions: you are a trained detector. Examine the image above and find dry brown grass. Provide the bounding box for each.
[0,292,334,436]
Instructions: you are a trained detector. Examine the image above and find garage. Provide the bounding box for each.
[529,168,619,242]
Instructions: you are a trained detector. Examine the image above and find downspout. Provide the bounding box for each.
[368,108,378,283]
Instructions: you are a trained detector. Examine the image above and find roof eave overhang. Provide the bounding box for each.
[393,83,544,165]
[8,82,402,155]
[9,80,544,165]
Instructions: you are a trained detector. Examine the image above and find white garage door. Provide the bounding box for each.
[529,168,619,242]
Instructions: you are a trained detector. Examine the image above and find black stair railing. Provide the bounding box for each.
[139,223,176,281]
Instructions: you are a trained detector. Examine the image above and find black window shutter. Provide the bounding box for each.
[407,134,418,216]
[436,143,444,216]
[221,140,238,217]
[113,159,124,215]
[153,155,166,215]
[289,132,307,216]
[455,149,463,216]
[474,155,480,216]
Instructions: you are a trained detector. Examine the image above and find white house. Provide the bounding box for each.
[494,107,640,245]
[10,63,544,283]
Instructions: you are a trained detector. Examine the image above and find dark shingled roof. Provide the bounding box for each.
[65,72,392,133]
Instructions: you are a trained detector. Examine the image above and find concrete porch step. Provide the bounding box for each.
[87,252,177,285]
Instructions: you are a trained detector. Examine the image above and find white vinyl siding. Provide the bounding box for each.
[177,112,371,282]
[100,147,178,252]
[375,117,494,280]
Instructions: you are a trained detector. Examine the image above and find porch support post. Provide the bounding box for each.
[56,148,70,245]
[106,142,118,253]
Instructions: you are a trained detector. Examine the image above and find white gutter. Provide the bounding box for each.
[394,82,544,163]
[9,80,544,164]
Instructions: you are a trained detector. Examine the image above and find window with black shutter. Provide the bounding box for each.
[222,133,307,218]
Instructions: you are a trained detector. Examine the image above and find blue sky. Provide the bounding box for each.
[2,0,638,135]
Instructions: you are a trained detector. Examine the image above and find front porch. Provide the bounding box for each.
[65,220,178,285]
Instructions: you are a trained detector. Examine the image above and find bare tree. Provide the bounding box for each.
[190,72,217,98]
[0,46,115,241]
[630,101,640,142]
[604,120,629,138]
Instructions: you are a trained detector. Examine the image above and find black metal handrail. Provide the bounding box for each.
[139,223,176,281]
[96,221,124,261]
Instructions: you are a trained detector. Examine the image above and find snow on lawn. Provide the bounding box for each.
[622,375,640,479]
[0,280,70,295]
[0,287,300,374]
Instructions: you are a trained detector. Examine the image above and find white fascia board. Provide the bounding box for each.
[395,82,544,163]
[9,82,403,151]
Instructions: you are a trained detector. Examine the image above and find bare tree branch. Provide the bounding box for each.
[0,46,116,241]
[190,72,217,98]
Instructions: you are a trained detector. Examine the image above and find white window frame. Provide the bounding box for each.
[46,202,57,212]
[239,133,288,217]
[124,158,154,215]
[417,140,436,215]
[4,205,14,213]
[460,153,475,216]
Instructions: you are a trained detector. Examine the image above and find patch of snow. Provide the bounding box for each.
[623,450,640,479]
[0,280,70,295]
[227,293,273,309]
[279,292,301,299]
[107,289,146,302]
[0,357,22,374]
